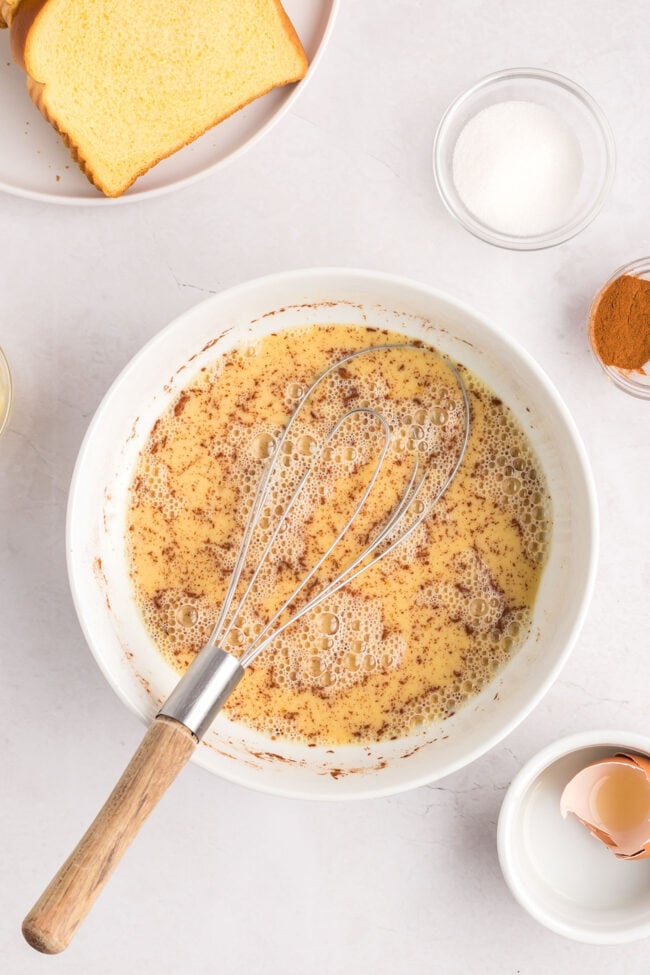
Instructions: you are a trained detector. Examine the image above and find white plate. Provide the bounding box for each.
[0,1,337,205]
[67,268,598,799]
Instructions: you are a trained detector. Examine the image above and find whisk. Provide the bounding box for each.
[23,344,470,954]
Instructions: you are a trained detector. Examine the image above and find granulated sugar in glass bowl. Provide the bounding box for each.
[433,68,615,250]
[452,100,582,236]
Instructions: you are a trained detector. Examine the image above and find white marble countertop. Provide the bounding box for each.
[1,1,649,972]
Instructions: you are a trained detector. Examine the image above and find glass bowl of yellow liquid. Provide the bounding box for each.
[0,347,12,438]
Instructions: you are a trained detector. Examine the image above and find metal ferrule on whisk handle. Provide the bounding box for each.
[157,645,245,739]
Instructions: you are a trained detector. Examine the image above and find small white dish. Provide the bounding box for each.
[0,0,338,205]
[498,730,650,944]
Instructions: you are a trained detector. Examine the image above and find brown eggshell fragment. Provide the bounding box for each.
[560,752,650,860]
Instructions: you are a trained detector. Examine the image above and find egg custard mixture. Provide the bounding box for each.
[127,324,551,745]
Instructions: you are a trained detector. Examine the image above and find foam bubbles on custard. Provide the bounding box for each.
[139,588,217,670]
[460,371,551,565]
[127,327,552,745]
[132,457,185,520]
[263,591,405,694]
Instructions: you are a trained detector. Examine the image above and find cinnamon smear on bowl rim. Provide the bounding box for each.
[590,273,650,372]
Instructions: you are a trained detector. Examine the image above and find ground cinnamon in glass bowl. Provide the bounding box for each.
[589,258,650,399]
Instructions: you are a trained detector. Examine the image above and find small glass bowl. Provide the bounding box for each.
[589,257,650,399]
[433,68,616,250]
[0,346,13,438]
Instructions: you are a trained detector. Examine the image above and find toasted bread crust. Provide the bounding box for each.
[10,0,309,197]
[9,0,45,69]
[11,0,105,190]
[271,0,309,76]
[0,0,22,29]
[27,74,101,188]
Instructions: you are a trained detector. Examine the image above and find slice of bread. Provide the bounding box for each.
[0,1,21,28]
[10,0,308,196]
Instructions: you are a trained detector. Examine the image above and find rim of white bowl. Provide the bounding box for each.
[498,729,650,943]
[66,268,599,799]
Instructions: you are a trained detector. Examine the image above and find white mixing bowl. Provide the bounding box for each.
[67,268,598,799]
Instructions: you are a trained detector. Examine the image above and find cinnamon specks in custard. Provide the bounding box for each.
[127,324,551,746]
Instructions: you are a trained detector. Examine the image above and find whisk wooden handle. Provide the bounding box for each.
[22,715,197,954]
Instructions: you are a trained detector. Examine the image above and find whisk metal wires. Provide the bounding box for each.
[160,344,470,738]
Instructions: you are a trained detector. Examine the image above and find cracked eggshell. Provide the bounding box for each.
[560,752,650,860]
